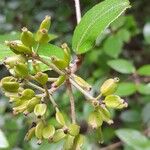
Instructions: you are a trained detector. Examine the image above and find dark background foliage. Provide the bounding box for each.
[0,0,150,149]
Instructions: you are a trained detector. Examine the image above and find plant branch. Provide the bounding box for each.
[48,77,58,82]
[43,85,58,108]
[74,0,81,24]
[24,80,45,92]
[100,141,122,150]
[70,78,94,101]
[66,79,76,124]
[32,53,64,75]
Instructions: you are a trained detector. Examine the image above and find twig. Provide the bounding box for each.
[96,93,102,101]
[25,80,45,92]
[66,79,76,124]
[74,0,81,24]
[43,85,58,108]
[70,78,94,101]
[100,141,122,150]
[32,53,64,75]
[49,94,58,108]
[70,55,83,73]
[48,78,58,82]
[72,0,83,73]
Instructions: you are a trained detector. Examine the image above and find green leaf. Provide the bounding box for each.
[0,44,14,62]
[0,129,9,148]
[120,110,141,122]
[142,103,150,126]
[110,16,125,30]
[116,28,131,43]
[143,23,150,44]
[49,33,58,41]
[72,0,130,54]
[107,59,135,74]
[137,64,150,76]
[28,60,50,73]
[38,44,64,59]
[0,32,20,44]
[116,129,150,150]
[137,83,150,95]
[115,82,136,96]
[103,35,123,58]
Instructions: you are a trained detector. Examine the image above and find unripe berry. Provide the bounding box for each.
[21,27,35,47]
[55,108,66,126]
[98,106,113,125]
[35,72,48,85]
[51,56,68,69]
[6,41,32,54]
[4,55,26,69]
[1,76,19,92]
[52,129,66,143]
[61,43,71,66]
[35,29,49,43]
[21,89,35,100]
[52,75,66,87]
[13,100,28,115]
[42,124,55,140]
[34,103,47,118]
[24,97,41,115]
[39,16,51,31]
[24,127,35,141]
[35,121,44,140]
[68,124,80,136]
[63,134,75,150]
[100,77,119,96]
[88,110,103,129]
[73,74,92,91]
[73,134,85,150]
[104,95,128,109]
[14,63,29,78]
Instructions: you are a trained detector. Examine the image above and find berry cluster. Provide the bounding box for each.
[0,16,127,149]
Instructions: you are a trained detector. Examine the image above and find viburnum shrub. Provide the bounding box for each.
[0,0,130,149]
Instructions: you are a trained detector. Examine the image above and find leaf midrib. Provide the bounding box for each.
[75,1,129,52]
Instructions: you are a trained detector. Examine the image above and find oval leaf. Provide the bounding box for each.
[107,59,135,74]
[0,44,14,62]
[136,83,150,95]
[137,64,150,76]
[116,129,150,150]
[72,0,130,54]
[115,82,136,96]
[38,44,64,59]
[103,35,123,58]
